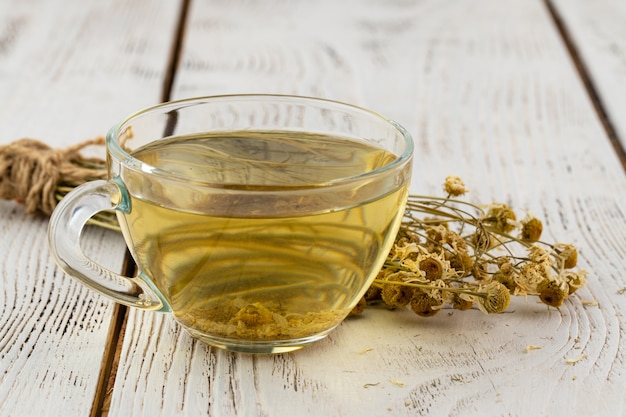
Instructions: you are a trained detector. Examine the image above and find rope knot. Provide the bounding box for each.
[0,137,107,215]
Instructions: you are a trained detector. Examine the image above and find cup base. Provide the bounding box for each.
[180,323,335,354]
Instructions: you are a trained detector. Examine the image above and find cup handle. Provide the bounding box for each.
[48,179,169,312]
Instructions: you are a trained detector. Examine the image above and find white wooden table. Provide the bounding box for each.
[1,1,625,416]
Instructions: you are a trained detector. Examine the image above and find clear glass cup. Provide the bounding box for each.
[48,94,413,353]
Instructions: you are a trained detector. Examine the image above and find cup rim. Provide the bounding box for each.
[106,94,414,191]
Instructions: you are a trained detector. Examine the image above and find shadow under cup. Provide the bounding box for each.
[56,95,414,354]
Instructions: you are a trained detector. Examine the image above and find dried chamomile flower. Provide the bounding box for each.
[425,224,449,247]
[381,275,414,308]
[477,282,511,314]
[395,228,420,245]
[516,262,554,295]
[349,296,367,316]
[471,261,490,281]
[232,302,275,327]
[494,272,516,291]
[497,257,515,274]
[428,227,469,265]
[520,215,543,242]
[493,258,518,291]
[483,203,517,233]
[444,229,467,252]
[410,290,442,317]
[391,240,420,262]
[364,285,382,302]
[536,279,569,308]
[452,293,474,311]
[553,243,578,269]
[563,270,588,295]
[528,245,553,265]
[379,264,398,281]
[418,254,446,281]
[447,250,473,275]
[444,175,468,196]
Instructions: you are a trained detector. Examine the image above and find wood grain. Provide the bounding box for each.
[1,0,180,144]
[548,0,626,153]
[0,1,180,416]
[106,0,626,416]
[0,206,121,417]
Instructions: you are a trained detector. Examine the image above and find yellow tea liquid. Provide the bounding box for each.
[118,131,408,343]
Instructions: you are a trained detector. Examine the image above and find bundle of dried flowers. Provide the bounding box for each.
[351,176,587,316]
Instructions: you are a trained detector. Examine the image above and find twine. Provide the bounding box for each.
[0,137,107,215]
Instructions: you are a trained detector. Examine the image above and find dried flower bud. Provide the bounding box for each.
[396,229,420,245]
[497,257,515,274]
[364,286,382,302]
[410,291,442,317]
[563,270,587,295]
[444,176,468,196]
[516,261,555,296]
[349,296,367,316]
[478,282,511,314]
[493,272,516,291]
[447,251,473,275]
[554,243,578,269]
[521,216,543,242]
[471,261,490,281]
[483,203,517,233]
[232,302,275,327]
[391,240,420,262]
[376,266,396,282]
[446,230,467,250]
[536,279,569,308]
[495,258,517,291]
[425,224,449,246]
[452,293,474,311]
[419,256,444,281]
[528,245,553,265]
[381,275,414,308]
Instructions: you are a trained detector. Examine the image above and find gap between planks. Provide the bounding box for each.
[91,1,191,416]
[161,0,191,103]
[544,0,626,173]
[91,302,129,417]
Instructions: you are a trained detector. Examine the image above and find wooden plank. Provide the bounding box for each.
[107,0,626,416]
[0,1,181,416]
[548,0,626,153]
[0,209,124,417]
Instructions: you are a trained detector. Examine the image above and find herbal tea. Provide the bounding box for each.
[117,131,408,345]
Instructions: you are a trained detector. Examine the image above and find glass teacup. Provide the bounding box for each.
[48,95,413,353]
